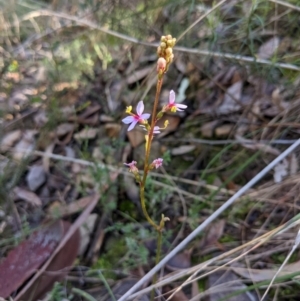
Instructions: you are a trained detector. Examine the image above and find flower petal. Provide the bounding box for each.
[176,104,187,109]
[169,90,175,105]
[127,120,138,131]
[122,116,135,124]
[140,113,150,120]
[136,101,144,116]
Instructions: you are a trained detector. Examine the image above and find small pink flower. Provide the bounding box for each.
[166,90,187,112]
[122,101,150,131]
[124,161,138,173]
[152,158,163,169]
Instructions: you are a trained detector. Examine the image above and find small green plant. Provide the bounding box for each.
[121,34,187,299]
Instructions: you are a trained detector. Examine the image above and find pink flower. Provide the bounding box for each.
[124,161,138,173]
[122,101,150,131]
[152,158,163,169]
[166,90,187,112]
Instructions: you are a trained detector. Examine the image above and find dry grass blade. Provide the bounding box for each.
[117,138,300,301]
[123,215,300,300]
[8,10,300,72]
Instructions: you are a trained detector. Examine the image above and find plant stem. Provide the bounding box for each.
[142,78,163,185]
[139,76,164,231]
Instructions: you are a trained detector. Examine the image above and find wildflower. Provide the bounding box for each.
[152,158,163,169]
[165,90,187,113]
[122,101,150,131]
[124,161,138,173]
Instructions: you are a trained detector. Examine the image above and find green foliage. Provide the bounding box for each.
[47,282,71,301]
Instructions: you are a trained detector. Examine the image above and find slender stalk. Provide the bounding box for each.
[139,186,158,230]
[139,76,164,231]
[142,78,164,184]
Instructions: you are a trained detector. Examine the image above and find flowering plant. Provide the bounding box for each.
[121,35,187,292]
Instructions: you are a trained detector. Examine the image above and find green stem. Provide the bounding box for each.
[151,230,163,301]
[139,75,165,301]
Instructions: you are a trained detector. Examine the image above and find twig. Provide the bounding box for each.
[117,138,300,301]
[9,9,300,71]
[268,0,300,12]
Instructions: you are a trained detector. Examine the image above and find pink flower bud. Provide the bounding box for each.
[157,57,167,73]
[152,158,163,169]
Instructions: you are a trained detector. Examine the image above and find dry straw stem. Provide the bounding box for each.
[121,212,300,300]
[10,9,300,72]
[268,0,300,12]
[117,138,300,301]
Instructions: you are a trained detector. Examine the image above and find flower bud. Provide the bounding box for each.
[165,47,173,57]
[157,57,166,73]
[160,42,166,49]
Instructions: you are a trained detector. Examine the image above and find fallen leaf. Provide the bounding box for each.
[201,120,219,138]
[273,159,288,183]
[126,66,153,85]
[18,221,80,301]
[233,260,300,282]
[0,220,63,298]
[13,130,37,161]
[207,270,258,301]
[12,186,42,206]
[127,128,146,148]
[257,36,280,59]
[47,194,97,218]
[79,213,98,255]
[26,164,46,191]
[167,250,191,271]
[56,123,75,137]
[215,124,234,137]
[235,135,280,156]
[171,145,196,156]
[216,81,243,114]
[74,128,98,141]
[202,220,226,247]
[0,130,22,152]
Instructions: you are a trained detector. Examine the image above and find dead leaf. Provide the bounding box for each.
[201,121,219,138]
[235,135,280,156]
[26,164,46,191]
[257,36,280,59]
[0,130,22,152]
[207,270,258,301]
[171,145,196,156]
[166,250,191,271]
[13,130,37,161]
[126,66,153,85]
[202,220,226,247]
[127,128,146,148]
[216,81,243,114]
[47,194,96,218]
[105,123,121,138]
[79,213,98,255]
[74,128,98,141]
[273,159,288,183]
[215,124,234,137]
[56,123,75,137]
[18,221,80,301]
[233,260,300,282]
[15,193,100,300]
[12,186,42,206]
[0,220,63,298]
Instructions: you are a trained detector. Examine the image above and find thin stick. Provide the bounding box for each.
[117,138,300,301]
[10,9,300,71]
